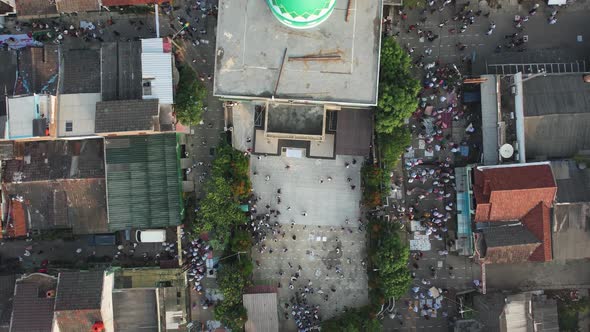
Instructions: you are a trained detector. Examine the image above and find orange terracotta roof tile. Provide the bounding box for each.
[7,200,27,238]
[101,0,165,6]
[483,243,541,264]
[55,0,99,13]
[523,202,552,262]
[474,165,557,222]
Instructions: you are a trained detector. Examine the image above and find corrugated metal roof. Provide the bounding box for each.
[141,38,163,53]
[141,53,174,104]
[480,75,499,166]
[243,293,279,332]
[105,134,181,231]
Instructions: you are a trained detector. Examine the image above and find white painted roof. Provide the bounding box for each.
[141,52,174,104]
[141,38,173,104]
[141,38,164,53]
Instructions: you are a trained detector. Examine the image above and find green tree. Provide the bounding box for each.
[376,39,420,135]
[195,176,246,249]
[214,262,251,331]
[214,301,248,331]
[175,65,207,126]
[361,165,384,208]
[230,229,253,253]
[212,142,252,200]
[379,127,411,167]
[321,307,381,332]
[217,263,251,306]
[373,228,412,299]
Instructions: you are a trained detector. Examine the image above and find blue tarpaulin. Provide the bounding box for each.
[463,91,481,103]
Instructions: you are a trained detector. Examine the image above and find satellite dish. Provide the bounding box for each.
[500,144,514,158]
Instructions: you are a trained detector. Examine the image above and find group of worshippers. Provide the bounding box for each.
[183,238,211,293]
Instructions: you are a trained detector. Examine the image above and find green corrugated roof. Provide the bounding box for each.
[105,134,181,231]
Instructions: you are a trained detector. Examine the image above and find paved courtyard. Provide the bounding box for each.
[250,155,363,227]
[251,224,369,331]
[250,155,368,331]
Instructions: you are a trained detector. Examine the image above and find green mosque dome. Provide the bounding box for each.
[266,0,337,29]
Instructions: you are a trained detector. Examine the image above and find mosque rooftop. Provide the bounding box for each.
[213,0,382,106]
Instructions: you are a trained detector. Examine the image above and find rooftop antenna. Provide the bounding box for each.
[273,48,288,99]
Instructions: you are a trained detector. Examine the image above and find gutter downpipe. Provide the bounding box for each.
[155,4,160,38]
[513,72,526,163]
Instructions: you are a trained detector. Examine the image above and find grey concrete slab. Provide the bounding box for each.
[486,259,590,291]
[309,134,335,159]
[250,155,363,227]
[251,224,369,331]
[267,104,324,136]
[231,102,255,152]
[552,203,590,261]
[254,129,279,155]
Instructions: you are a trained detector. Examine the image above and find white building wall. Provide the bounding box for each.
[7,94,52,139]
[142,53,174,105]
[101,272,115,332]
[57,93,101,137]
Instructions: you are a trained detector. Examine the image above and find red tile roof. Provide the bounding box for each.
[54,309,103,332]
[15,0,57,16]
[474,164,556,264]
[474,165,556,222]
[55,0,99,12]
[2,200,28,239]
[101,0,165,6]
[522,202,552,262]
[483,244,541,264]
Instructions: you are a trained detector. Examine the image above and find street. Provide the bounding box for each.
[391,0,590,75]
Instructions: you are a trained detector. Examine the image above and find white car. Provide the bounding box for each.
[135,229,166,243]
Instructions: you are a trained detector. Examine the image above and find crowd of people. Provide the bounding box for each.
[396,0,564,58]
[245,193,327,330]
[409,285,448,319]
[183,237,211,293]
[1,0,217,48]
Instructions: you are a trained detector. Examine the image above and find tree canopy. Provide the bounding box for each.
[214,262,251,330]
[194,141,250,250]
[195,176,246,249]
[361,164,385,208]
[175,65,207,126]
[376,38,420,135]
[211,142,252,201]
[321,307,381,332]
[217,262,252,306]
[375,235,413,299]
[369,221,413,300]
[379,127,412,167]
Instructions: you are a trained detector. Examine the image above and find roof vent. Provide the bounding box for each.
[46,289,56,298]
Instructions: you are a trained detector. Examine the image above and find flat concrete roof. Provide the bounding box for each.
[267,103,324,135]
[214,0,382,106]
[551,159,590,203]
[243,293,279,332]
[552,202,590,260]
[480,75,500,165]
[335,108,373,157]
